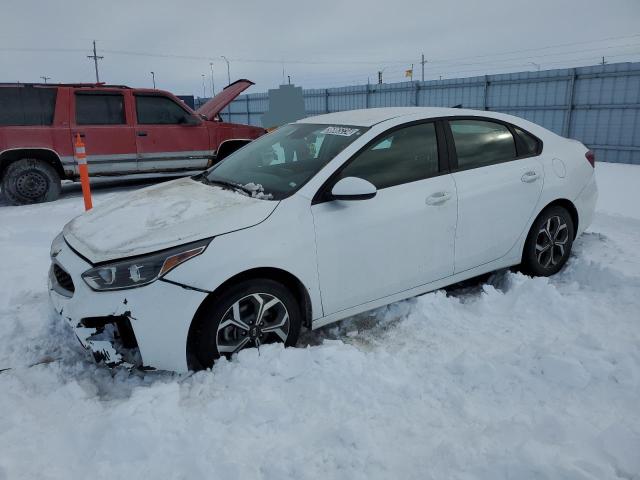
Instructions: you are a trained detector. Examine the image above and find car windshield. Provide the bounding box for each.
[203,123,368,200]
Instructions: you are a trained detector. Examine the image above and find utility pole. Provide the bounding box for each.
[150,71,156,88]
[201,74,206,98]
[601,56,607,65]
[420,53,426,81]
[221,56,231,85]
[87,40,104,83]
[40,76,51,84]
[378,70,383,84]
[287,75,291,85]
[209,62,215,96]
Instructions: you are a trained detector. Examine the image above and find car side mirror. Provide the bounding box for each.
[330,177,377,201]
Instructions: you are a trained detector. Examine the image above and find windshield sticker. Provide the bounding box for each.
[321,126,360,137]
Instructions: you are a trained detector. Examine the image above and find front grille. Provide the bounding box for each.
[53,264,75,293]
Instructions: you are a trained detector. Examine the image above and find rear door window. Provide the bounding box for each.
[337,122,440,189]
[135,95,191,124]
[0,87,56,126]
[449,119,516,170]
[75,92,125,125]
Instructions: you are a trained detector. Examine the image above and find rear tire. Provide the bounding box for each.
[188,279,302,370]
[1,158,61,205]
[521,205,575,276]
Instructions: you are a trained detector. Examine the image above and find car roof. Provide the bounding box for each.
[298,107,514,127]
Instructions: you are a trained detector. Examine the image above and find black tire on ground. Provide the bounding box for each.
[1,158,62,205]
[188,278,302,370]
[521,205,575,277]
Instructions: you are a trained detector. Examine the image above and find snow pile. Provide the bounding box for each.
[241,182,273,200]
[1,164,639,479]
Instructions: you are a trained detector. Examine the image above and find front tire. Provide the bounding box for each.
[189,279,302,370]
[2,158,62,205]
[521,205,575,276]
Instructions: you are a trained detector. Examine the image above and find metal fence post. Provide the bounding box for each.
[325,89,330,113]
[366,83,370,109]
[246,95,251,125]
[563,68,577,137]
[483,75,489,110]
[414,82,420,106]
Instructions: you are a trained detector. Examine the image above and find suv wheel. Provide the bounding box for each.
[1,159,62,205]
[521,205,575,276]
[189,279,302,370]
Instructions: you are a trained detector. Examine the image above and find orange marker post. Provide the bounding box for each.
[74,134,93,210]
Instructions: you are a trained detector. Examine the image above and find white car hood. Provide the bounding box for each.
[63,177,278,263]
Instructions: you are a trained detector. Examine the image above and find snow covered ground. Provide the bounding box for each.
[0,163,639,480]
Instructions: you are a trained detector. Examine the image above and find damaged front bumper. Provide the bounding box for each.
[67,309,142,368]
[48,239,208,373]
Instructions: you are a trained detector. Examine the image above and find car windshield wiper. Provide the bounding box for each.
[200,177,255,196]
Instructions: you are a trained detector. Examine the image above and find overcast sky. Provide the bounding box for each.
[2,0,639,97]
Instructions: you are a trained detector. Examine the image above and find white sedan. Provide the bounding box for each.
[49,107,598,372]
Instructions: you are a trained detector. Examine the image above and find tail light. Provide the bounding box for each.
[585,150,595,168]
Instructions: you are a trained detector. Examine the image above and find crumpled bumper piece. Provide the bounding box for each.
[70,315,142,369]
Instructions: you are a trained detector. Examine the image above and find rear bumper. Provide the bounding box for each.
[48,241,208,373]
[574,173,598,236]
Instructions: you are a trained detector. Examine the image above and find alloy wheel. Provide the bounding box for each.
[535,215,569,268]
[216,293,290,355]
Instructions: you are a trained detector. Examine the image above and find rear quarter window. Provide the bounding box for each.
[514,127,541,156]
[0,87,56,126]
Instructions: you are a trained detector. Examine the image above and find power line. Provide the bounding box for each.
[427,41,640,69]
[1,32,639,68]
[425,32,640,64]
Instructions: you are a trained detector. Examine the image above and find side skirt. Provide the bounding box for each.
[311,255,520,330]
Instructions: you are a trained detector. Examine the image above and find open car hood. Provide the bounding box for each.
[196,79,254,119]
[63,177,277,264]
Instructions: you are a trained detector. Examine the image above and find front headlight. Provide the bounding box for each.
[50,232,65,259]
[81,239,210,291]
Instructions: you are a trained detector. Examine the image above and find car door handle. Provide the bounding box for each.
[426,191,452,206]
[521,171,539,183]
[136,131,148,137]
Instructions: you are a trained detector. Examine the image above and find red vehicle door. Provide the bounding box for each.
[70,88,138,174]
[133,93,211,172]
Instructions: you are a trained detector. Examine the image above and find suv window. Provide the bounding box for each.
[0,87,56,126]
[337,122,439,189]
[136,95,190,124]
[75,92,125,125]
[514,127,540,156]
[450,119,516,169]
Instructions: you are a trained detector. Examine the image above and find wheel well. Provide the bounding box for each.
[541,199,579,239]
[215,140,251,162]
[0,149,65,179]
[186,267,313,368]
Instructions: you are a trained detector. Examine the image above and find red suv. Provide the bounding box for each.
[0,80,265,205]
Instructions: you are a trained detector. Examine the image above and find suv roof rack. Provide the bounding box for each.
[0,83,131,89]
